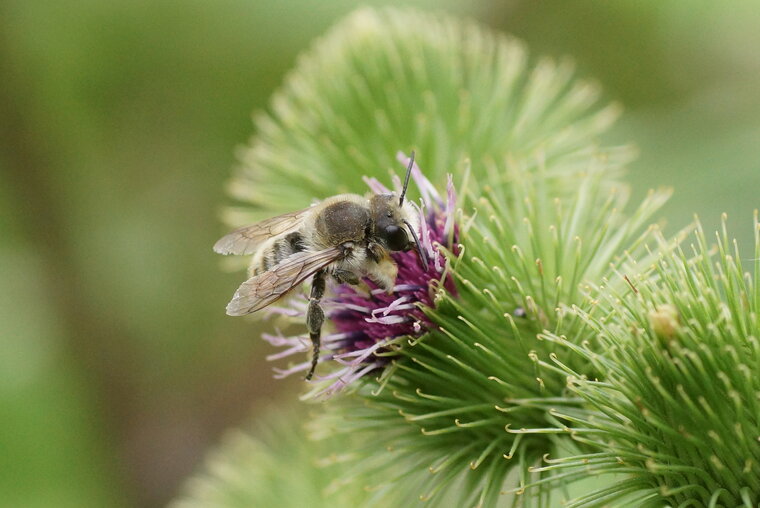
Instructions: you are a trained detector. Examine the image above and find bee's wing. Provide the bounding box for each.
[213,208,310,255]
[225,247,342,316]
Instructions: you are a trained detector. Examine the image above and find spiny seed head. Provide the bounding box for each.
[538,216,760,506]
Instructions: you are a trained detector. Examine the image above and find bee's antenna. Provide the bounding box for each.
[404,219,429,271]
[399,150,415,206]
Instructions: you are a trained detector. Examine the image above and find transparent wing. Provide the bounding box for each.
[213,208,310,255]
[225,247,342,316]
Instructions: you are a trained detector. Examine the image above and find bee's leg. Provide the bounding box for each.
[366,241,384,263]
[333,269,360,285]
[305,269,326,381]
[367,258,397,293]
[366,242,397,293]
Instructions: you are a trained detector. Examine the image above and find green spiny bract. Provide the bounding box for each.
[538,212,760,507]
[314,160,670,506]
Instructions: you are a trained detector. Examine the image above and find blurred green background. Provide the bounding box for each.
[1,1,758,507]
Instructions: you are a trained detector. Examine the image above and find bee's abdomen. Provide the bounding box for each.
[252,232,306,275]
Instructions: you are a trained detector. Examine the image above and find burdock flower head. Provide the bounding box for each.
[187,8,705,507]
[536,213,760,506]
[262,152,457,397]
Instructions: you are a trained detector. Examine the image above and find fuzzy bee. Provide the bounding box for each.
[214,153,428,380]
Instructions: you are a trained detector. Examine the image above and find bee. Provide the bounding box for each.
[214,152,428,380]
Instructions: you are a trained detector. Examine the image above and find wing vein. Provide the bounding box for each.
[213,208,310,255]
[225,247,343,316]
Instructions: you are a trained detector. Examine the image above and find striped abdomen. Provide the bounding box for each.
[250,231,307,276]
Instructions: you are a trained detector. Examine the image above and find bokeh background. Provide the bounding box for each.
[1,1,758,506]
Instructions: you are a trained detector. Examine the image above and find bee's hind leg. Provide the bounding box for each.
[305,269,327,381]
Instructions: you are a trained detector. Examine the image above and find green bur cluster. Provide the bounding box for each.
[537,213,760,507]
[312,164,670,506]
[177,7,758,508]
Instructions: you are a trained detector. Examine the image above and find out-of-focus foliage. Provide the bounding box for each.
[225,7,625,220]
[498,1,760,250]
[171,406,420,508]
[170,408,358,508]
[1,0,759,507]
[0,198,124,508]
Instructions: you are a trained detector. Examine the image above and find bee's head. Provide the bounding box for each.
[370,152,429,269]
[371,194,414,251]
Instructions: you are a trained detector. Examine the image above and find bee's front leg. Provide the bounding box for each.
[366,242,397,293]
[366,241,384,263]
[305,269,326,381]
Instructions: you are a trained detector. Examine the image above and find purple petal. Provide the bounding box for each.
[261,331,299,347]
[371,284,423,295]
[315,362,381,397]
[444,174,456,238]
[396,151,442,207]
[365,314,412,325]
[266,343,308,361]
[433,249,444,273]
[391,173,403,195]
[363,176,390,195]
[265,306,302,317]
[333,337,392,364]
[375,296,410,316]
[272,361,311,379]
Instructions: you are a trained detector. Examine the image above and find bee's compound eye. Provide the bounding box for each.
[384,225,408,251]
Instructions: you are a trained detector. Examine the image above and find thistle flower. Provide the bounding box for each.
[262,154,457,397]
[536,213,760,506]
[313,159,671,506]
[198,6,682,507]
